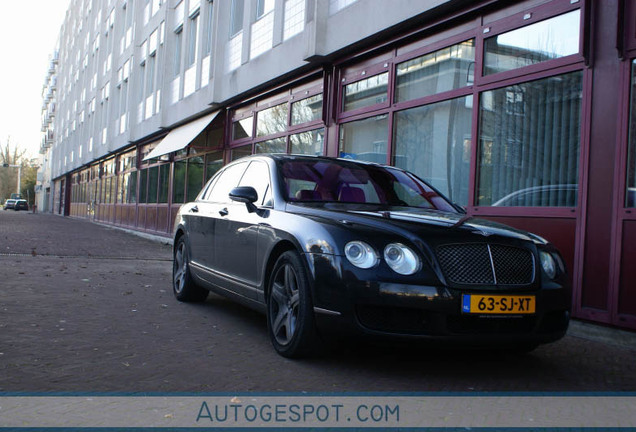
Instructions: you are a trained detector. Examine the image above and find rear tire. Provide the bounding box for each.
[267,251,319,358]
[173,236,208,302]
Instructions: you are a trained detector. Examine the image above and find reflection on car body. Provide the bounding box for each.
[172,155,570,357]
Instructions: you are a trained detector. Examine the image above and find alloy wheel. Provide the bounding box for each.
[269,263,300,346]
[173,241,187,294]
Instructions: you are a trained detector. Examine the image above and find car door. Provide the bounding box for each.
[214,160,273,298]
[187,162,248,273]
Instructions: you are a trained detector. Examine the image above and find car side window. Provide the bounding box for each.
[204,162,248,203]
[238,161,273,207]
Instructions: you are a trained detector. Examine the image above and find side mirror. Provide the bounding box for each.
[229,186,258,212]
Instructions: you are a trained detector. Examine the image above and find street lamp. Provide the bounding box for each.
[1,163,22,196]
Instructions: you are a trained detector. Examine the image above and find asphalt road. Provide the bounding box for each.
[1,210,635,393]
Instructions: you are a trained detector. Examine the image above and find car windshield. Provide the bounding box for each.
[280,158,457,212]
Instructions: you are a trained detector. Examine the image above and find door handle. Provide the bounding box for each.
[219,208,229,217]
[190,205,199,213]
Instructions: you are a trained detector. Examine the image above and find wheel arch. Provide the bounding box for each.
[173,228,186,254]
[262,240,308,302]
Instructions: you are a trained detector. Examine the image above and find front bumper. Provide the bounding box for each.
[306,253,570,346]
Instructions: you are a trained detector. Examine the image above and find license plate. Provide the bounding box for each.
[462,294,535,314]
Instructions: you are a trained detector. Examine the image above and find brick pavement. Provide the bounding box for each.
[1,210,635,393]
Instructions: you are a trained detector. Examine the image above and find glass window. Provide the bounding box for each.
[484,10,580,76]
[290,128,324,155]
[291,94,322,125]
[187,12,199,67]
[284,0,305,40]
[329,0,357,15]
[255,137,286,154]
[232,117,253,140]
[626,60,636,207]
[478,71,582,206]
[139,169,148,203]
[339,114,388,163]
[139,63,146,101]
[208,125,224,148]
[206,151,224,182]
[174,28,183,77]
[146,55,156,97]
[256,103,288,136]
[239,161,272,206]
[104,177,112,204]
[147,166,159,203]
[231,144,252,161]
[187,156,205,201]
[230,0,244,36]
[128,171,138,204]
[206,162,248,202]
[343,72,388,112]
[256,0,274,17]
[119,174,127,203]
[393,96,473,207]
[173,160,187,203]
[158,165,170,203]
[395,40,475,103]
[98,179,105,204]
[203,1,214,55]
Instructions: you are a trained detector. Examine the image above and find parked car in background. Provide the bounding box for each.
[492,184,578,207]
[493,184,636,208]
[3,199,16,210]
[172,155,570,357]
[13,199,28,211]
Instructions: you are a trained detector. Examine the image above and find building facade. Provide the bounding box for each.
[37,50,59,213]
[42,0,636,332]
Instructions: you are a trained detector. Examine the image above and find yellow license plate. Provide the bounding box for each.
[462,294,535,314]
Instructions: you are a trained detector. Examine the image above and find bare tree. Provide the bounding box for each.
[0,137,33,203]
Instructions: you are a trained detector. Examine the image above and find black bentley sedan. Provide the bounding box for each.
[172,155,570,357]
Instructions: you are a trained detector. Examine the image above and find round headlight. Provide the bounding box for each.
[345,241,379,269]
[540,251,557,279]
[384,243,421,275]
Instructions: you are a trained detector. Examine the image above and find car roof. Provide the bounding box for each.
[239,153,391,168]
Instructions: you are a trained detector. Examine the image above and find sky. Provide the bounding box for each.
[0,0,71,160]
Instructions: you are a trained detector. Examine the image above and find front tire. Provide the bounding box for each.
[173,236,208,302]
[267,251,318,358]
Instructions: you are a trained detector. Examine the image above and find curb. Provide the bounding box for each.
[568,319,636,351]
[94,221,174,246]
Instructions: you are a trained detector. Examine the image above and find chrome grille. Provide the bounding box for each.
[437,243,534,286]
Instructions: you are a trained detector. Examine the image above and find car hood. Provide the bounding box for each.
[285,203,548,245]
